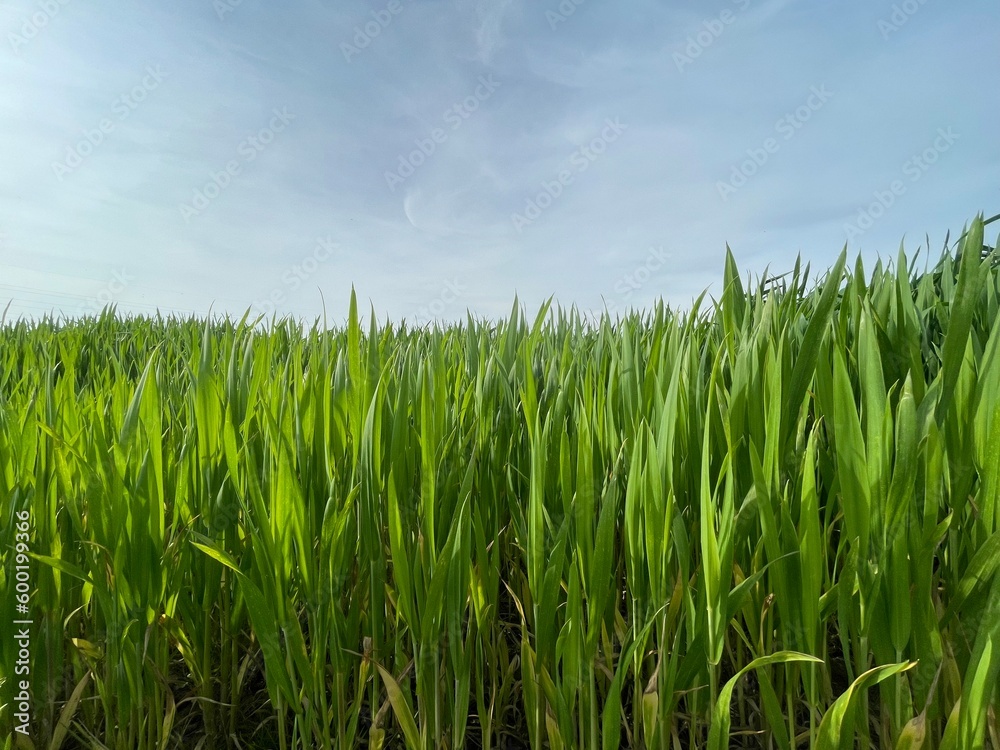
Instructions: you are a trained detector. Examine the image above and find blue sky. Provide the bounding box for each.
[1,0,997,324]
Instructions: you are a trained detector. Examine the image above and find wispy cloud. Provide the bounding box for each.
[0,0,997,323]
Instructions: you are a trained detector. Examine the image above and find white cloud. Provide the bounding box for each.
[0,0,997,323]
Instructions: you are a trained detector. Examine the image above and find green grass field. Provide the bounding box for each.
[2,215,999,749]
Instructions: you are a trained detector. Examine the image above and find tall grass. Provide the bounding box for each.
[1,214,998,748]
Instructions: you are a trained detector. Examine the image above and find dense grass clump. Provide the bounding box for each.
[2,215,999,749]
